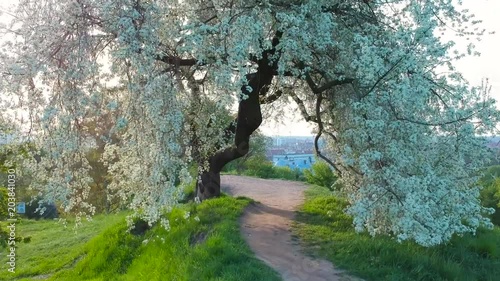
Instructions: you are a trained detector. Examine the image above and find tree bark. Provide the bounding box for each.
[196,72,269,200]
[196,33,281,200]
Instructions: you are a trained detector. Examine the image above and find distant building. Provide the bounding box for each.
[272,153,316,170]
[266,136,317,170]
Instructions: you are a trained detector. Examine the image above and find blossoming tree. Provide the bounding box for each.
[1,0,498,246]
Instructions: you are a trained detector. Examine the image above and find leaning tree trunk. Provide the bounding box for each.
[196,33,281,200]
[196,72,270,200]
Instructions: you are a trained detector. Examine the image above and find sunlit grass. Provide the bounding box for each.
[0,213,126,281]
[294,185,500,281]
[1,195,280,281]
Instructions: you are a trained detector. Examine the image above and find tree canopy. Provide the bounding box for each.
[1,0,499,246]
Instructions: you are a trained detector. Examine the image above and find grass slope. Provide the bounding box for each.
[294,185,500,281]
[0,213,126,281]
[1,195,280,281]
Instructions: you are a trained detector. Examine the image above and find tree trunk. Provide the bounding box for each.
[196,72,269,200]
[196,34,281,200]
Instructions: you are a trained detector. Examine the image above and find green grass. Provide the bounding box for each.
[293,185,500,281]
[223,166,304,182]
[0,213,126,281]
[1,195,280,281]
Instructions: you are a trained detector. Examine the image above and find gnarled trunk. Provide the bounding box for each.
[196,72,270,200]
[196,34,281,200]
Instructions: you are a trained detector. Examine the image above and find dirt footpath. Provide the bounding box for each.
[221,175,361,281]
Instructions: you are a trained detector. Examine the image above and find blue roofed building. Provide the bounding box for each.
[272,153,316,170]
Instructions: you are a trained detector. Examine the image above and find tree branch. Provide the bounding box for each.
[364,55,405,97]
[305,73,353,94]
[156,55,198,66]
[388,101,477,126]
[197,30,284,199]
[260,90,283,104]
[316,78,355,93]
[313,94,342,176]
[289,92,317,122]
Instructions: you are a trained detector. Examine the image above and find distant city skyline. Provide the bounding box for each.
[266,136,317,170]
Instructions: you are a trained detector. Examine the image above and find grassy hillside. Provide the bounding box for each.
[0,213,126,280]
[294,185,500,281]
[1,196,280,281]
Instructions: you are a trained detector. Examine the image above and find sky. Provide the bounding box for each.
[0,0,499,136]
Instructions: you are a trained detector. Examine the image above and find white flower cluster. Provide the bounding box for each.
[320,1,498,246]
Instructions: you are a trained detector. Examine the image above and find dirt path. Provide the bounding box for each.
[221,175,361,281]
